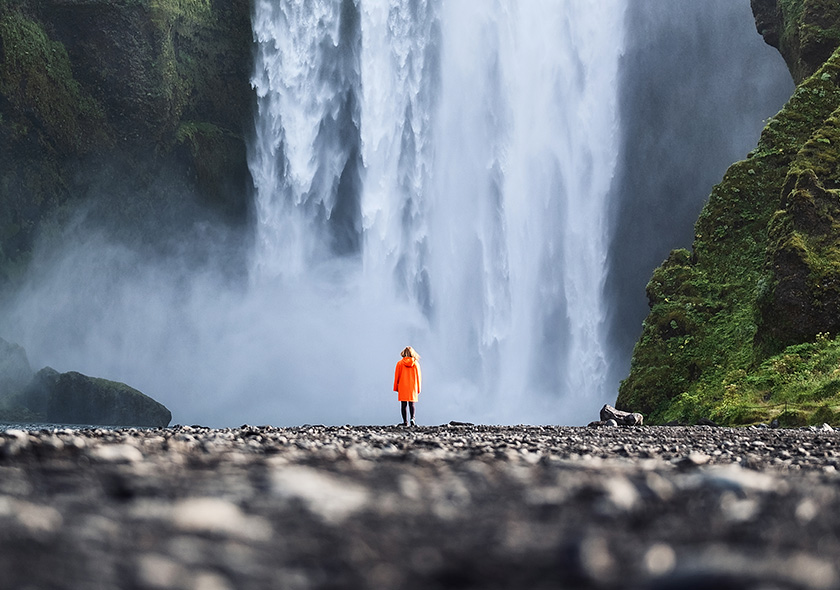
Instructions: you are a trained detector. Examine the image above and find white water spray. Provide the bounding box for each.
[249,0,625,424]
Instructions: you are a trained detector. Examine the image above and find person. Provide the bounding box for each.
[393,346,421,426]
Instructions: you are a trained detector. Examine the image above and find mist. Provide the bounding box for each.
[0,0,794,428]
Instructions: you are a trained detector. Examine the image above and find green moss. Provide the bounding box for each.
[776,409,810,427]
[775,0,840,82]
[0,0,252,282]
[813,402,840,424]
[147,0,215,132]
[146,0,252,141]
[0,10,107,152]
[648,328,840,426]
[175,120,248,216]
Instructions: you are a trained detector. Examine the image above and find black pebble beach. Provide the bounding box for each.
[1,423,839,589]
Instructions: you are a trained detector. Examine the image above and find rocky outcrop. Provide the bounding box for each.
[0,338,171,427]
[752,0,840,84]
[23,368,171,428]
[620,2,840,425]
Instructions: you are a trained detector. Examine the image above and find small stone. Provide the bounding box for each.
[795,498,818,523]
[136,554,186,588]
[89,444,144,463]
[173,497,272,541]
[720,492,759,523]
[676,452,711,469]
[576,536,616,584]
[700,465,780,493]
[601,476,639,512]
[271,465,369,524]
[4,429,29,441]
[644,542,676,576]
[12,499,63,536]
[1,429,30,456]
[191,571,234,590]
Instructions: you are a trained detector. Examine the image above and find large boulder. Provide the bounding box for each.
[1,337,171,427]
[24,368,172,428]
[600,404,644,426]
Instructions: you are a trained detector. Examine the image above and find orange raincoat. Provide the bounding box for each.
[394,356,421,402]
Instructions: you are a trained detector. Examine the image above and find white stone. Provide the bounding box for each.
[271,466,369,524]
[172,497,272,541]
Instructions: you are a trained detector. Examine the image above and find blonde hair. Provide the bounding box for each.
[401,346,420,360]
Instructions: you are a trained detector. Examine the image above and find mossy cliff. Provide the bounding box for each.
[753,0,840,84]
[0,0,253,286]
[618,0,840,426]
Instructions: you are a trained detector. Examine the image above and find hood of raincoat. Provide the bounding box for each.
[401,357,416,368]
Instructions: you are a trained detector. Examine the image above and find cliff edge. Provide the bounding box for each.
[619,0,840,426]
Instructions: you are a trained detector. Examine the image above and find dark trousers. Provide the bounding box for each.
[401,401,415,424]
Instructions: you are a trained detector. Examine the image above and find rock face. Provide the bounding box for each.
[0,0,253,285]
[752,0,840,84]
[619,2,840,426]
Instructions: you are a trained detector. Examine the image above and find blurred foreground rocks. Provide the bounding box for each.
[1,423,839,589]
[0,337,171,427]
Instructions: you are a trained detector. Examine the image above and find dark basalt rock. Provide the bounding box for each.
[620,2,840,426]
[600,404,644,426]
[0,0,254,284]
[1,339,171,427]
[33,369,171,428]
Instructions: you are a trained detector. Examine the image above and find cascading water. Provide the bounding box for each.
[249,0,625,424]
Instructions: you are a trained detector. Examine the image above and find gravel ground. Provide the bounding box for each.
[1,423,839,590]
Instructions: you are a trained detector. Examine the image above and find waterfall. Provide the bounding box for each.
[250,0,625,424]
